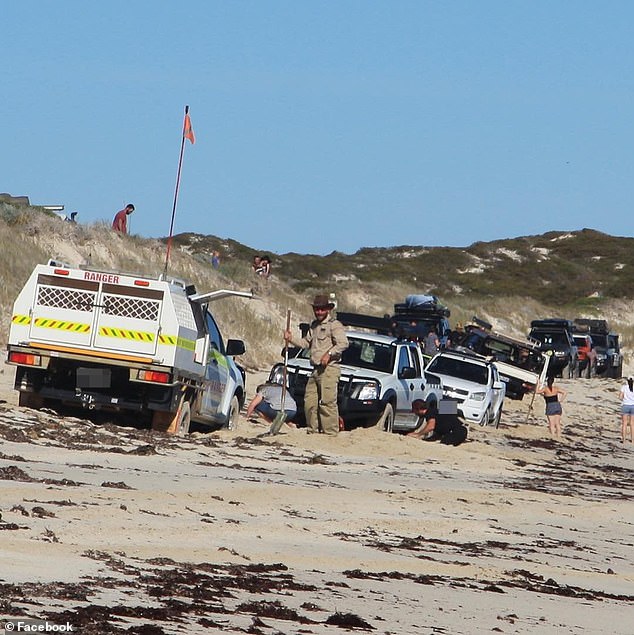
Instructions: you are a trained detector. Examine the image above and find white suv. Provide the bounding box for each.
[424,350,505,427]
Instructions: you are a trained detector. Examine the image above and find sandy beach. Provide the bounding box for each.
[0,361,633,634]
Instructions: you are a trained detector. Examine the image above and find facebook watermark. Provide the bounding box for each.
[1,620,74,632]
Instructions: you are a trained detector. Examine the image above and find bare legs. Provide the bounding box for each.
[546,413,562,439]
[621,413,633,443]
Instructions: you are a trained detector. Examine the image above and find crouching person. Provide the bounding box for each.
[246,381,297,427]
[407,399,468,446]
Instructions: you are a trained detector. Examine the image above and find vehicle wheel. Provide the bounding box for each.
[616,362,623,379]
[151,394,190,435]
[224,396,241,430]
[375,402,394,432]
[18,392,44,409]
[479,408,491,427]
[174,401,191,436]
[493,406,502,429]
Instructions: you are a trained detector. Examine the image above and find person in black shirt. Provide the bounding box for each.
[407,399,468,446]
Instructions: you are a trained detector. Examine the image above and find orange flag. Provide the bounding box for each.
[184,113,195,144]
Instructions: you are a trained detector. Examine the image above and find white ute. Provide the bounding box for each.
[6,260,251,434]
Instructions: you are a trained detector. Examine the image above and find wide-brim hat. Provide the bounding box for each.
[312,294,335,309]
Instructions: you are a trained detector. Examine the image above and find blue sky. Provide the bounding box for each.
[3,1,634,255]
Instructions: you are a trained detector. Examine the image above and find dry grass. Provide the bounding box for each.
[0,205,632,373]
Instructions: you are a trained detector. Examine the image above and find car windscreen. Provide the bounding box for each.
[340,338,394,373]
[592,334,607,347]
[295,336,394,372]
[427,356,489,385]
[531,332,569,348]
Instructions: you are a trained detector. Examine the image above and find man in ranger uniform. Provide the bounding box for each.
[284,294,348,435]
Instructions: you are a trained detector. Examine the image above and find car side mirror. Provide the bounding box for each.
[226,339,246,356]
[493,380,504,390]
[399,366,416,379]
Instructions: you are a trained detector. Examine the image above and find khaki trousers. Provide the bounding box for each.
[304,365,340,435]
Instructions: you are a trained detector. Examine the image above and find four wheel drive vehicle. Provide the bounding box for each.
[424,350,506,427]
[6,260,251,434]
[388,294,452,347]
[269,325,443,433]
[571,332,597,378]
[453,317,547,400]
[573,318,622,378]
[528,319,579,378]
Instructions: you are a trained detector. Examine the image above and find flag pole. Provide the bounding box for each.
[164,105,192,275]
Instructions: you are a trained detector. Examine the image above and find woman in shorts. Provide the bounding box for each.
[536,376,566,439]
[619,377,634,443]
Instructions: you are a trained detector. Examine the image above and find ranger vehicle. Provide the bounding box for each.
[269,313,442,433]
[7,260,251,434]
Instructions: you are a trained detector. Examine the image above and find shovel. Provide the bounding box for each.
[269,309,292,435]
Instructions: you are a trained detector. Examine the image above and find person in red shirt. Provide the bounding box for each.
[112,204,135,234]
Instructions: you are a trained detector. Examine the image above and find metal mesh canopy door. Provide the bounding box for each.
[30,275,98,347]
[92,283,164,355]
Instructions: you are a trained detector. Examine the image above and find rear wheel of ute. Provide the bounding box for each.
[174,401,191,436]
[18,392,44,409]
[151,394,191,435]
[224,396,240,430]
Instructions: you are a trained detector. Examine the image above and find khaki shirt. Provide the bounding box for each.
[293,314,348,366]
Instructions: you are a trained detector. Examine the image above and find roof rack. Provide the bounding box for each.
[336,311,392,333]
[573,318,609,334]
[443,347,493,363]
[393,303,451,318]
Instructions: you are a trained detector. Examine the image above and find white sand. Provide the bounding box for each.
[0,364,632,634]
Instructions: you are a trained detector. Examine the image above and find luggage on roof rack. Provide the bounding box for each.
[405,294,438,308]
[394,300,450,318]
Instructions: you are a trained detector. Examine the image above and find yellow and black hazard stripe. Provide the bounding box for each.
[158,334,196,351]
[98,326,155,342]
[33,317,91,333]
[12,314,31,326]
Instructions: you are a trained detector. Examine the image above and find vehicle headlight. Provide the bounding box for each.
[470,392,486,401]
[352,381,379,400]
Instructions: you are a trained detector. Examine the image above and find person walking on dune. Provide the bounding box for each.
[536,376,566,439]
[112,203,135,234]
